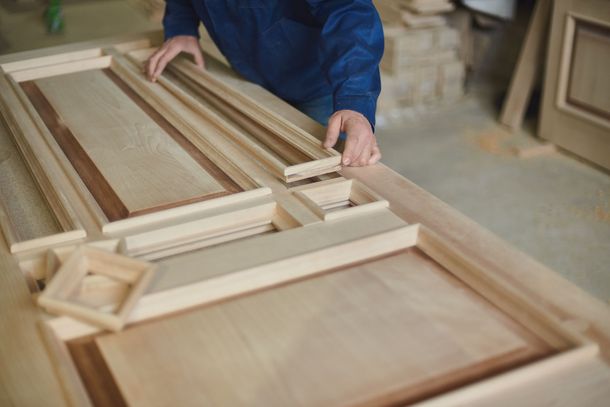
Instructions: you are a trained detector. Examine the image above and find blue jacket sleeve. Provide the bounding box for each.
[162,0,201,40]
[305,0,384,130]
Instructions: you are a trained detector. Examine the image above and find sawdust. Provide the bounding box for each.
[472,131,513,156]
[468,126,556,158]
[595,206,610,223]
[570,189,610,225]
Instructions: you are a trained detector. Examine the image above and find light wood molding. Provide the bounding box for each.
[125,48,342,182]
[291,177,389,221]
[38,246,155,332]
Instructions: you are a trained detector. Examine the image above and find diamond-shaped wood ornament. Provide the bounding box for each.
[37,245,155,331]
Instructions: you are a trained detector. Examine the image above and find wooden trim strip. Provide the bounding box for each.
[102,68,242,195]
[1,48,103,73]
[107,49,260,190]
[417,225,590,349]
[10,56,112,82]
[0,72,87,233]
[47,222,418,341]
[101,187,271,235]
[171,57,339,160]
[20,81,130,222]
[414,344,599,407]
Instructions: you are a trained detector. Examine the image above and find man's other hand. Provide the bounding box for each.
[145,35,205,82]
[324,110,381,167]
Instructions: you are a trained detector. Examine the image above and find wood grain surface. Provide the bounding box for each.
[94,248,550,407]
[22,68,238,221]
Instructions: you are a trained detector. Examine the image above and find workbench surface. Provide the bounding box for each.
[1,32,609,406]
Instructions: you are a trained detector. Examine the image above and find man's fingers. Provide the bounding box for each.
[152,46,181,81]
[190,48,205,69]
[324,113,342,149]
[146,48,165,80]
[368,144,382,165]
[353,140,372,167]
[341,131,366,166]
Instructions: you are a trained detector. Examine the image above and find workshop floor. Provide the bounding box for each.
[1,0,608,302]
[377,90,610,303]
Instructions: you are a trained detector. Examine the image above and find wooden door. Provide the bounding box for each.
[1,33,610,407]
[539,0,610,170]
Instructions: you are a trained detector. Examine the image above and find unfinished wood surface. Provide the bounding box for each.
[47,212,411,342]
[0,71,87,238]
[38,246,155,331]
[499,0,552,130]
[95,247,551,407]
[0,238,68,406]
[291,178,389,221]
[21,68,242,221]
[539,0,610,170]
[424,355,610,406]
[121,49,341,182]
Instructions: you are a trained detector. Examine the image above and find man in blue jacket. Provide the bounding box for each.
[146,0,384,166]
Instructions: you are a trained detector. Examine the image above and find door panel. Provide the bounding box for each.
[540,0,610,170]
[76,244,557,406]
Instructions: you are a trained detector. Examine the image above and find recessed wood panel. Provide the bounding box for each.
[21,69,241,222]
[568,21,610,119]
[93,248,551,406]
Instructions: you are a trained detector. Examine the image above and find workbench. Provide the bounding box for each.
[1,31,609,406]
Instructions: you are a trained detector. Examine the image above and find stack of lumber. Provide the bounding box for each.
[374,0,465,124]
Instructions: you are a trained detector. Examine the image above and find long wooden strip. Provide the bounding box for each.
[0,48,103,73]
[47,216,415,341]
[102,68,242,196]
[126,49,341,182]
[122,199,277,257]
[10,56,112,82]
[499,0,552,129]
[417,226,589,349]
[0,71,86,233]
[415,344,599,407]
[102,187,271,235]
[125,55,290,179]
[169,56,341,161]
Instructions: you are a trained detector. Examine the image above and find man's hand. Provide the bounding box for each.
[145,36,205,82]
[324,110,381,167]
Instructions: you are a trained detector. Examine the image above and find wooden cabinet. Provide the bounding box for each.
[540,0,610,170]
[1,32,610,406]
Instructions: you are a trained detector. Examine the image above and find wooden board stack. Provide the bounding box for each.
[374,0,465,125]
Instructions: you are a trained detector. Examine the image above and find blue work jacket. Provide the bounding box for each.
[163,0,384,128]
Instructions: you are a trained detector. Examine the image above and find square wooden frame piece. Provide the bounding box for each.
[38,246,155,332]
[291,177,389,221]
